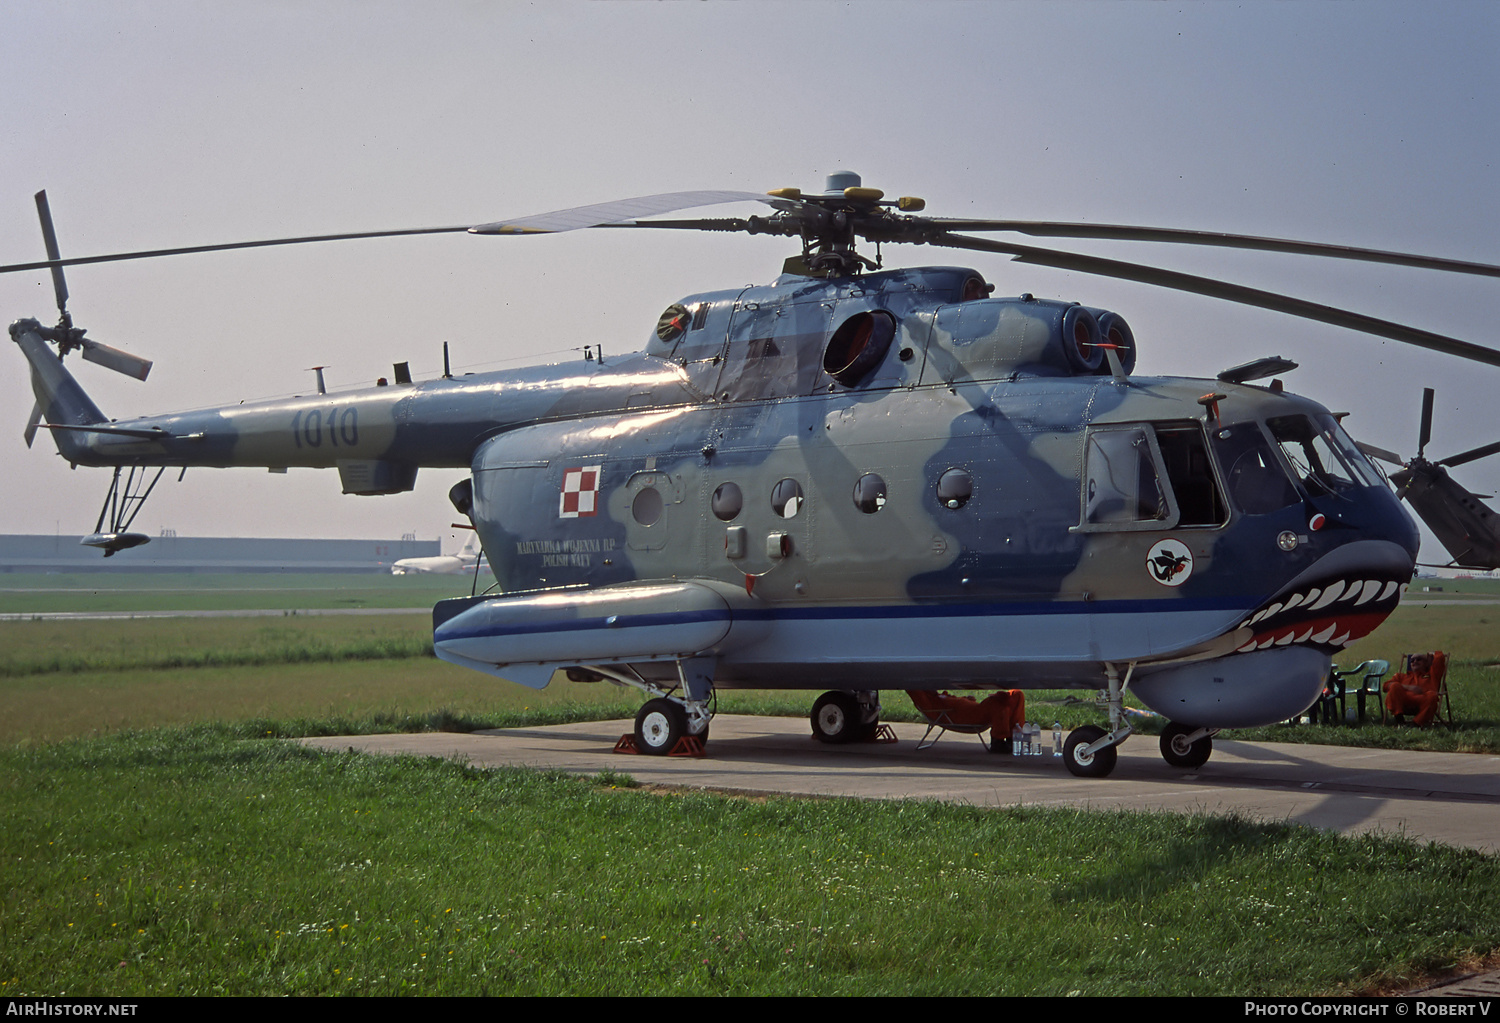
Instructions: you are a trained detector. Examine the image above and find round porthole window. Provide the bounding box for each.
[853,473,887,514]
[936,468,973,510]
[711,482,743,521]
[771,478,804,519]
[632,487,664,526]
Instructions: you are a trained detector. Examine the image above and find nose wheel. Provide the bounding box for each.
[1159,722,1214,768]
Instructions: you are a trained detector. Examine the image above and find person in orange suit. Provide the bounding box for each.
[1384,651,1445,727]
[907,689,1026,753]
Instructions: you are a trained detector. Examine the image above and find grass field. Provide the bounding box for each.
[0,571,471,613]
[4,727,1499,996]
[2,572,1498,995]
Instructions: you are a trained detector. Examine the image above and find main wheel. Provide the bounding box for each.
[811,691,862,744]
[1063,725,1118,778]
[635,698,687,755]
[1159,721,1212,768]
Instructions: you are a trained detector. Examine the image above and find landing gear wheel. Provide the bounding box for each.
[1063,725,1118,778]
[811,691,862,744]
[635,698,687,756]
[1159,722,1212,768]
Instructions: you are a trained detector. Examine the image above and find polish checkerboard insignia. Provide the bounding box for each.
[559,465,602,518]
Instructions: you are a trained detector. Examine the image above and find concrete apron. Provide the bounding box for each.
[299,715,1500,854]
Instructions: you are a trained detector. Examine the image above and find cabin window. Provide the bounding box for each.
[853,473,887,514]
[711,482,743,521]
[771,478,804,519]
[1211,422,1301,515]
[1154,424,1228,527]
[936,469,973,510]
[632,487,664,526]
[1081,426,1175,528]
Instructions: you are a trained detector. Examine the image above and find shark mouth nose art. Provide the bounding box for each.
[1235,576,1405,653]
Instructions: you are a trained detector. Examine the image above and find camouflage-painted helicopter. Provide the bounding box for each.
[1357,388,1500,571]
[11,172,1500,777]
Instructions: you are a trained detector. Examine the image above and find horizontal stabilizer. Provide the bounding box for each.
[40,422,170,439]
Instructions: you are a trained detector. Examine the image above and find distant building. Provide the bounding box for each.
[0,533,439,573]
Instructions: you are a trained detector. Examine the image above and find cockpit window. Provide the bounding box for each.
[1211,422,1301,515]
[1319,415,1383,487]
[1267,414,1372,495]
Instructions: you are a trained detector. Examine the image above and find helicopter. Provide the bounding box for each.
[1356,388,1500,571]
[11,171,1500,778]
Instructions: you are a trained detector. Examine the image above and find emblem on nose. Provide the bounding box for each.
[1146,538,1194,587]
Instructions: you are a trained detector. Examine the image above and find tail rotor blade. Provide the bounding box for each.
[1418,388,1435,459]
[79,339,153,381]
[34,190,70,321]
[23,401,43,448]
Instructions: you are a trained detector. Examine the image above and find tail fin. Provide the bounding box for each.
[11,318,108,459]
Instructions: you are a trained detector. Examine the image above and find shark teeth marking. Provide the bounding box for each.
[1234,574,1405,655]
[1308,580,1346,611]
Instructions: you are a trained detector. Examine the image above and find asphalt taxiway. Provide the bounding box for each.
[300,714,1500,854]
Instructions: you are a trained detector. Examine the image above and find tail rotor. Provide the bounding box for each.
[22,191,153,446]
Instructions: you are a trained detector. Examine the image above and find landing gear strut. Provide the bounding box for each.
[591,657,715,756]
[1061,663,1136,779]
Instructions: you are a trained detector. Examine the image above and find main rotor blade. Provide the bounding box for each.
[1418,387,1435,458]
[79,339,153,381]
[23,401,42,449]
[934,234,1500,369]
[469,191,777,235]
[0,225,473,276]
[33,191,69,317]
[1355,441,1407,466]
[1439,439,1500,468]
[925,220,1500,279]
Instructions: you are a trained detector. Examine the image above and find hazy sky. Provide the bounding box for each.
[3,1,1497,561]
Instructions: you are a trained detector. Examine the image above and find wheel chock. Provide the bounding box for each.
[868,723,898,744]
[612,734,707,757]
[668,735,707,758]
